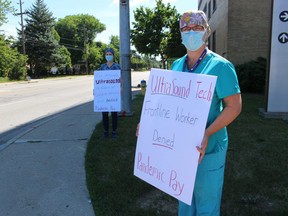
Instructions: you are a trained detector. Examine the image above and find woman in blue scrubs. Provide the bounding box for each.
[172,11,242,215]
[100,48,121,138]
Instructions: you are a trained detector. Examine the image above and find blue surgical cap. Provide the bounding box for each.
[105,47,114,55]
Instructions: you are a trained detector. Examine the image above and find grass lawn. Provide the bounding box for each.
[85,93,288,216]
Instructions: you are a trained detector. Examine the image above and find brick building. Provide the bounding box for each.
[198,0,272,65]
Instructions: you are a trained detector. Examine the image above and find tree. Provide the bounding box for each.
[109,35,120,50]
[23,0,59,77]
[0,36,27,79]
[49,29,72,74]
[55,14,106,66]
[131,50,146,71]
[0,0,27,80]
[87,43,102,71]
[0,0,15,27]
[131,0,185,68]
[0,36,16,77]
[51,45,72,74]
[166,13,186,59]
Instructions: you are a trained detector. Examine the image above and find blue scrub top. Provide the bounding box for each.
[100,62,121,70]
[171,50,241,170]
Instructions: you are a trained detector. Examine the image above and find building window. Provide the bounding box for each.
[199,0,203,9]
[208,36,211,50]
[208,1,211,19]
[212,31,216,52]
[213,0,217,12]
[203,3,207,15]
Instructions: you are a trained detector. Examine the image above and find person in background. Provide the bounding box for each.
[100,48,121,138]
[170,11,242,215]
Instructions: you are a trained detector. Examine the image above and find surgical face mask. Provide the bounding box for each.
[105,55,113,62]
[181,30,206,51]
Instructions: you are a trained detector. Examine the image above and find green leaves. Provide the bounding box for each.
[55,14,106,65]
[131,0,185,68]
[24,0,59,77]
[0,36,27,79]
[0,0,15,26]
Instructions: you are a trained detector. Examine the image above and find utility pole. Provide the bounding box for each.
[15,0,27,55]
[84,28,89,74]
[119,0,132,116]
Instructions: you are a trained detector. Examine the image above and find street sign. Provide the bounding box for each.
[278,32,288,43]
[279,10,288,22]
[266,0,288,113]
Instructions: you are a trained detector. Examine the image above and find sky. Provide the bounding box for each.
[1,0,198,44]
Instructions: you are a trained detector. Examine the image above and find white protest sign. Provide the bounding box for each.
[134,68,217,205]
[93,70,121,112]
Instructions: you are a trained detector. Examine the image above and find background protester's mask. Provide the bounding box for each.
[105,55,113,62]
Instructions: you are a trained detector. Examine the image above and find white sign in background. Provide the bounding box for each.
[268,0,288,112]
[134,68,217,205]
[93,70,121,112]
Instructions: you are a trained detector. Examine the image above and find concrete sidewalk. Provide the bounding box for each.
[0,101,99,216]
[0,71,150,216]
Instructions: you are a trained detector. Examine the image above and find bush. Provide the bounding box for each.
[0,36,28,80]
[9,54,28,80]
[235,57,266,94]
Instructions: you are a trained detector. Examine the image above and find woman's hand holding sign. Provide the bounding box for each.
[136,123,140,137]
[196,132,209,164]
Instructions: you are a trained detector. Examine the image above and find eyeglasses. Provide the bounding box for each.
[181,25,205,33]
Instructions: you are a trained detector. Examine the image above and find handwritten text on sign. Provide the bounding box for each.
[134,68,217,205]
[93,70,121,112]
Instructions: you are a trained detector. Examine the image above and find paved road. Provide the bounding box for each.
[0,76,93,136]
[0,71,150,216]
[0,72,150,146]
